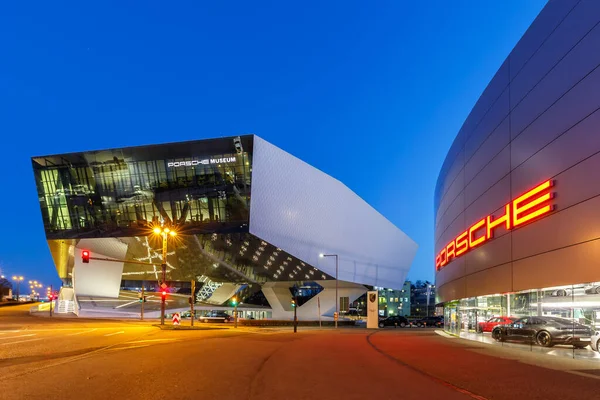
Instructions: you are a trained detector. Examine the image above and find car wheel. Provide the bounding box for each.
[492,330,504,342]
[595,286,600,294]
[556,289,567,297]
[416,323,423,328]
[378,322,385,328]
[536,331,553,347]
[400,322,406,328]
[597,339,600,353]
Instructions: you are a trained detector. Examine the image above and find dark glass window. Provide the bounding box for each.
[32,136,254,239]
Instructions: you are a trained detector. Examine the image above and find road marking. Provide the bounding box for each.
[1,338,43,346]
[0,334,36,340]
[104,331,125,337]
[126,338,179,344]
[115,300,140,309]
[107,344,150,351]
[67,329,98,336]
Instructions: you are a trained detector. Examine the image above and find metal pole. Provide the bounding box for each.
[49,284,53,317]
[160,233,167,326]
[293,293,298,333]
[335,255,338,329]
[191,280,195,327]
[141,283,144,321]
[234,303,238,328]
[17,281,20,302]
[318,296,321,328]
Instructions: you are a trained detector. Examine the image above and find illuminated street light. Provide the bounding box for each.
[12,276,24,301]
[152,224,178,325]
[320,253,339,328]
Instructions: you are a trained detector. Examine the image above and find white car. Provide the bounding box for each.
[591,330,600,353]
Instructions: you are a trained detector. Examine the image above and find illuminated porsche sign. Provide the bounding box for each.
[167,157,236,168]
[435,180,554,271]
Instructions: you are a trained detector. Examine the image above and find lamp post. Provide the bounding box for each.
[12,276,24,301]
[153,225,177,325]
[320,254,339,328]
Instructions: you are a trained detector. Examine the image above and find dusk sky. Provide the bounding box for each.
[0,1,547,289]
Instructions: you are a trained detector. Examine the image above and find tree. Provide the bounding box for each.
[0,278,12,301]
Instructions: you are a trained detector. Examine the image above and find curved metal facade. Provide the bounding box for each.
[434,0,600,304]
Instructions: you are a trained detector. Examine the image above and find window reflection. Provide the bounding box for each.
[32,137,253,238]
[444,282,600,360]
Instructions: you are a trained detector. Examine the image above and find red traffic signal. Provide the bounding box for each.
[161,291,167,301]
[82,250,90,263]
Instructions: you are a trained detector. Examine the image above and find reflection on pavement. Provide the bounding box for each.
[458,330,600,361]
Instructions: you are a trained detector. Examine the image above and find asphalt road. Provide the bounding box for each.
[2,304,600,400]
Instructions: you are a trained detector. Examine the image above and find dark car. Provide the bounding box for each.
[378,315,409,328]
[198,310,233,323]
[492,316,592,348]
[414,316,443,328]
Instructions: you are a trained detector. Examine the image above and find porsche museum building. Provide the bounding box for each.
[32,135,417,320]
[434,0,600,357]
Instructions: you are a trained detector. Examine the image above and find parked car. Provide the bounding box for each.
[378,315,409,328]
[198,311,232,323]
[477,316,517,333]
[584,284,600,295]
[492,316,592,348]
[414,316,443,328]
[591,330,600,353]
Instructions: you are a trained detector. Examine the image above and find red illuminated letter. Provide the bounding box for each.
[439,247,448,268]
[446,241,456,264]
[455,230,468,256]
[435,253,441,270]
[468,218,487,249]
[513,180,553,227]
[487,204,511,239]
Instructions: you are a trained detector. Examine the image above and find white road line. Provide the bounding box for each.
[115,300,140,309]
[0,334,36,340]
[126,338,179,344]
[104,331,125,337]
[1,338,43,346]
[67,329,98,336]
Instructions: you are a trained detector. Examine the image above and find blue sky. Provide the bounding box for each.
[0,1,547,289]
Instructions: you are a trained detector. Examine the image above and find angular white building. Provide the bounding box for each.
[32,135,418,319]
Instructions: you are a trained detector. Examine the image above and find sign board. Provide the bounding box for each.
[160,283,167,289]
[367,291,379,329]
[172,312,180,326]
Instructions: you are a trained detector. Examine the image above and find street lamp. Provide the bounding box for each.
[12,276,24,301]
[152,224,177,325]
[320,253,339,328]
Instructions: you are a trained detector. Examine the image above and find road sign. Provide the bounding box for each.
[172,312,180,326]
[160,283,167,289]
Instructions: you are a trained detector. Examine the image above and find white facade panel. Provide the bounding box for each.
[250,136,418,289]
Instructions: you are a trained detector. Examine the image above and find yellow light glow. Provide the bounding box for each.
[169,230,177,237]
[164,228,170,233]
[153,227,161,234]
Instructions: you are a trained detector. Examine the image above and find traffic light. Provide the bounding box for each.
[188,296,193,305]
[138,295,143,303]
[82,250,90,263]
[161,290,167,301]
[291,299,296,307]
[231,297,238,307]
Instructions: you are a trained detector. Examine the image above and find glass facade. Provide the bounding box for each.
[32,136,253,239]
[444,282,600,360]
